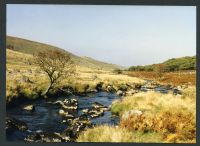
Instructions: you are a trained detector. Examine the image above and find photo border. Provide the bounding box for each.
[0,0,199,146]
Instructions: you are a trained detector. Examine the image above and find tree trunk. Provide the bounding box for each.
[43,83,52,98]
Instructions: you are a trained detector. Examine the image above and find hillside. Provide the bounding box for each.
[6,36,124,71]
[129,56,196,72]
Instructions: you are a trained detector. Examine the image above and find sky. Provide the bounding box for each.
[7,5,196,67]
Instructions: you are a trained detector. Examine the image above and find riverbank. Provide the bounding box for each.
[77,86,196,143]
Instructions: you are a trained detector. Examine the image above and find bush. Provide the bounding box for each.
[113,69,122,74]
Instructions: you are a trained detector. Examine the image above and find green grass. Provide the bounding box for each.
[129,56,196,71]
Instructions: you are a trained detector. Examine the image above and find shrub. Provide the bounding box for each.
[113,69,123,74]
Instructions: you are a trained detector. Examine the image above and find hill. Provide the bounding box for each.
[6,36,124,71]
[129,56,196,72]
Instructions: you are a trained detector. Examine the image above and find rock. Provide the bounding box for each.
[61,86,74,95]
[96,82,103,91]
[23,105,35,112]
[116,90,123,96]
[121,110,143,120]
[21,75,33,83]
[92,102,108,111]
[58,109,74,119]
[135,84,142,89]
[87,89,98,93]
[51,99,78,110]
[6,117,28,132]
[106,85,116,93]
[62,116,92,141]
[82,108,89,114]
[88,109,104,118]
[126,89,138,96]
[24,132,66,142]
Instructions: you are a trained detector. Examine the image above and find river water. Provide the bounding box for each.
[6,83,180,141]
[6,92,120,141]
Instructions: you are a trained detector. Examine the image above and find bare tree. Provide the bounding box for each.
[34,50,75,97]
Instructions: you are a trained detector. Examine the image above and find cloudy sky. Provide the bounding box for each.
[7,5,196,67]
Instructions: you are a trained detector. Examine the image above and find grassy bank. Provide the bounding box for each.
[6,50,145,104]
[77,125,163,142]
[78,87,196,143]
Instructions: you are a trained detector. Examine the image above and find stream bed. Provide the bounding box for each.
[6,82,181,142]
[6,92,120,141]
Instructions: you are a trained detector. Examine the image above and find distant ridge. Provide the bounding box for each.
[6,36,124,71]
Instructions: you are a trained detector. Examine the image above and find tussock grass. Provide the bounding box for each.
[111,90,196,116]
[111,88,196,143]
[77,125,163,142]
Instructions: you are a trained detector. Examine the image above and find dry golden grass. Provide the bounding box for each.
[6,49,145,102]
[125,71,196,86]
[111,88,196,143]
[77,125,163,143]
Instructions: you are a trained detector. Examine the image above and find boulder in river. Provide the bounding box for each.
[121,110,143,120]
[23,104,35,112]
[62,116,92,141]
[82,108,89,114]
[6,117,28,132]
[116,90,123,96]
[50,99,78,110]
[24,132,67,142]
[92,102,108,110]
[58,109,74,119]
[88,109,104,118]
[106,85,116,93]
[126,89,138,96]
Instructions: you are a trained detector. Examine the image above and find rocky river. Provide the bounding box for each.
[6,80,182,142]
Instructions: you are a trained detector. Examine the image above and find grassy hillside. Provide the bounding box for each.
[129,56,196,72]
[6,36,124,71]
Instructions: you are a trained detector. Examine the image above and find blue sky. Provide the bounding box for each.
[7,5,196,67]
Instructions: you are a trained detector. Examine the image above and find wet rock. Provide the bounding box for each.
[58,109,74,119]
[6,117,28,132]
[116,90,123,96]
[88,109,104,118]
[92,102,108,111]
[96,82,103,91]
[24,132,66,142]
[23,104,35,112]
[62,116,92,141]
[126,89,138,96]
[135,84,142,89]
[50,98,78,110]
[106,85,116,93]
[61,86,74,95]
[82,108,89,114]
[121,110,143,120]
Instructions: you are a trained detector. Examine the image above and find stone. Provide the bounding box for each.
[116,90,123,96]
[6,117,28,132]
[107,85,116,93]
[21,75,33,83]
[23,105,35,112]
[24,132,66,142]
[58,109,74,119]
[82,108,89,114]
[121,110,143,120]
[126,89,138,96]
